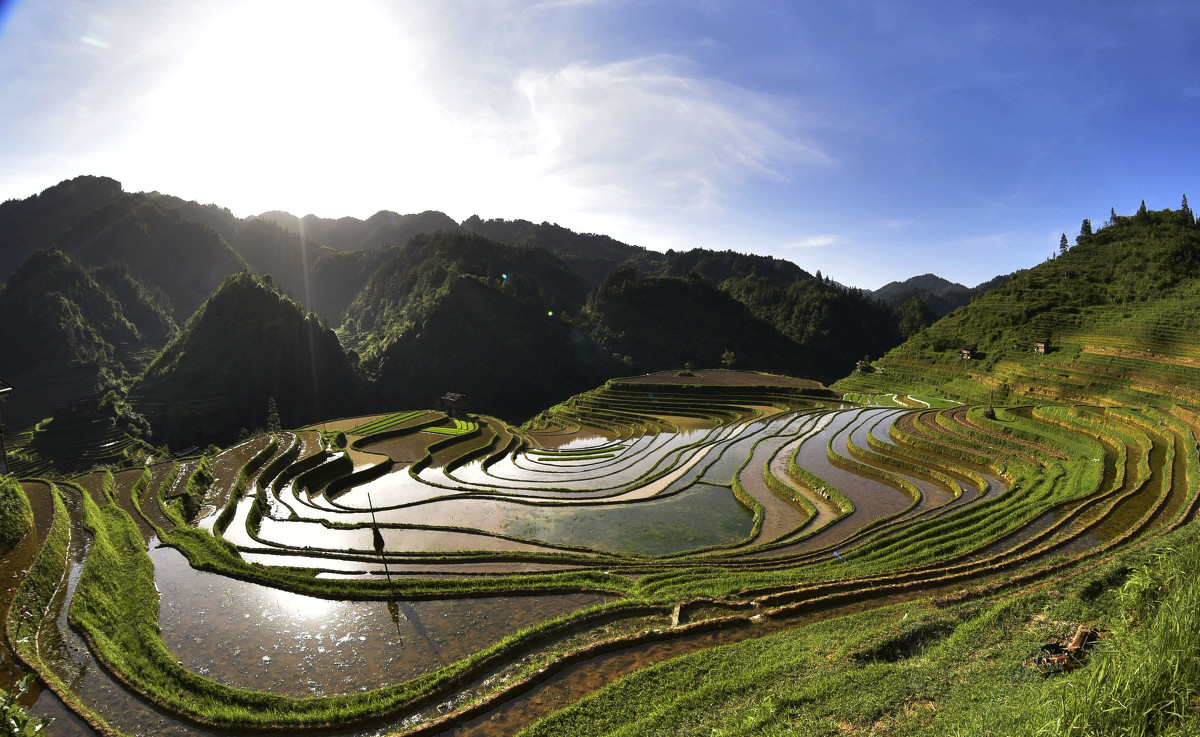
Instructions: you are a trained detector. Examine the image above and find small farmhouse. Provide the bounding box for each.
[439,392,470,419]
[960,345,976,361]
[1034,337,1050,355]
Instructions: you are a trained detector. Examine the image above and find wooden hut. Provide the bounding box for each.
[960,345,976,361]
[1034,337,1050,355]
[439,392,470,419]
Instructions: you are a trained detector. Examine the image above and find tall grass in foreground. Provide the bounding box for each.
[1046,539,1200,736]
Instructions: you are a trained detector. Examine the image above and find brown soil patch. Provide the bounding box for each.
[618,370,823,389]
[359,433,438,463]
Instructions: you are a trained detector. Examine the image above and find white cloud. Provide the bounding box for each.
[513,56,832,218]
[784,235,837,248]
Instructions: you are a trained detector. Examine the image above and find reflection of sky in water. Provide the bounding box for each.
[534,434,622,451]
[441,425,748,493]
[227,410,934,559]
[497,482,754,555]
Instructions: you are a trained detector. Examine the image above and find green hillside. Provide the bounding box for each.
[0,247,167,430]
[132,272,358,447]
[583,269,810,375]
[835,203,1200,406]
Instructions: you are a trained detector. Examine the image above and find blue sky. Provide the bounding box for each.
[2,0,1199,290]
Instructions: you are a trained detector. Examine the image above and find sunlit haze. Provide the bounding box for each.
[3,0,1199,288]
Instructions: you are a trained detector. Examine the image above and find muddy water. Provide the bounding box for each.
[14,483,608,737]
[1090,431,1169,541]
[0,482,91,737]
[16,486,225,737]
[152,545,606,697]
[780,410,913,551]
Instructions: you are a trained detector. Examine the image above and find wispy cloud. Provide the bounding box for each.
[512,55,834,215]
[880,219,913,228]
[784,235,837,248]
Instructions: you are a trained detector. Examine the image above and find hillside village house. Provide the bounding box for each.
[1035,338,1051,355]
[439,392,469,419]
[960,345,976,360]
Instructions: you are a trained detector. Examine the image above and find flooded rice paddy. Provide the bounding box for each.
[3,390,1178,737]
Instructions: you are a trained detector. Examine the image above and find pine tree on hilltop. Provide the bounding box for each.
[1060,233,1069,255]
[1077,219,1092,245]
[1183,194,1194,225]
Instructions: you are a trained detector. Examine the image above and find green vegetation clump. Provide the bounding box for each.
[0,475,33,555]
[0,676,53,737]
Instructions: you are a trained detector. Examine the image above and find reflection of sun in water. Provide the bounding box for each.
[262,582,343,623]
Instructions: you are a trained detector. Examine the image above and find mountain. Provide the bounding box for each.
[0,175,124,281]
[371,273,616,421]
[461,216,644,286]
[0,177,248,318]
[583,270,810,375]
[131,273,358,447]
[834,204,1200,405]
[342,230,593,346]
[606,248,903,381]
[337,230,612,420]
[871,272,1016,317]
[624,247,804,286]
[873,273,963,299]
[0,247,169,428]
[54,196,248,316]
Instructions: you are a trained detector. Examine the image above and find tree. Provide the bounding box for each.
[1059,233,1069,255]
[1137,199,1149,216]
[1077,219,1092,245]
[1183,194,1194,225]
[266,396,281,433]
[721,349,736,369]
[1107,207,1118,227]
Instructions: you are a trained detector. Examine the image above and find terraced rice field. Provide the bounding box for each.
[2,369,1198,736]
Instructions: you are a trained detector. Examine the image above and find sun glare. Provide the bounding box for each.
[131,0,457,215]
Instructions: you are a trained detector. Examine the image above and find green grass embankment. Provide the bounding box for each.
[518,516,1200,737]
[0,476,34,555]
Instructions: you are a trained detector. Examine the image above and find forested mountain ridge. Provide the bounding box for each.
[258,209,461,252]
[835,202,1200,405]
[0,175,949,458]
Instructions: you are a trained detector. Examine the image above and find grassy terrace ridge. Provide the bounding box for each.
[5,355,1200,737]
